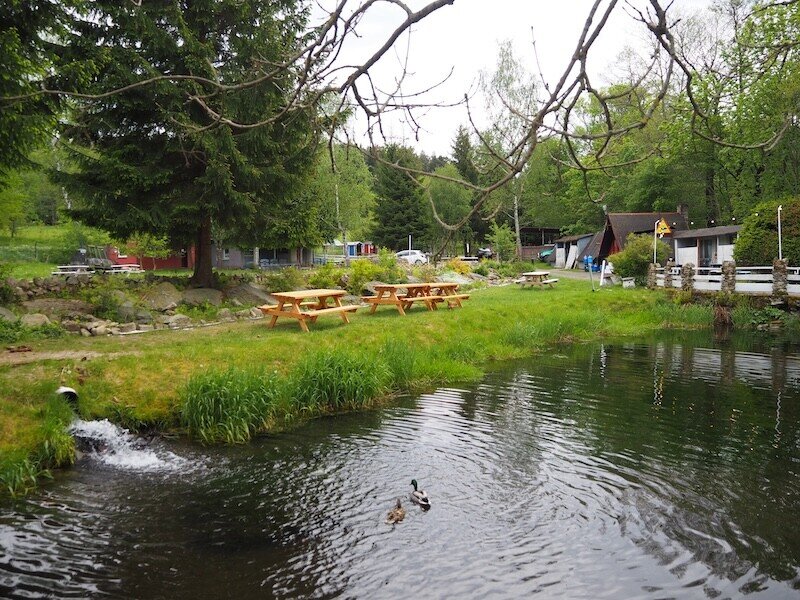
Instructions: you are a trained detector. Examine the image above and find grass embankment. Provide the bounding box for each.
[0,280,712,496]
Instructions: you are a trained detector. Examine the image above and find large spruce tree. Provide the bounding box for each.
[372,145,430,251]
[60,0,318,285]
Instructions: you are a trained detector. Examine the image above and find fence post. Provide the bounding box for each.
[664,260,675,288]
[647,263,657,289]
[681,263,695,293]
[721,261,736,294]
[773,259,788,300]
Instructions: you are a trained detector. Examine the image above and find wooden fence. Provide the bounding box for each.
[654,264,800,297]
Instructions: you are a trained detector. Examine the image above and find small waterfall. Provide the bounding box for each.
[68,419,190,472]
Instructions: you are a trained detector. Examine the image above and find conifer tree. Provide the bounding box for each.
[59,0,318,286]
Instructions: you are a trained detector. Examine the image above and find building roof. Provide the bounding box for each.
[554,233,595,243]
[578,231,604,262]
[607,212,688,248]
[671,225,741,239]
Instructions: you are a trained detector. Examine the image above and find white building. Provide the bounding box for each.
[671,225,740,267]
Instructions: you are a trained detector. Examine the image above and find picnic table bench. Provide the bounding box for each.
[258,289,357,332]
[362,282,469,315]
[515,271,559,289]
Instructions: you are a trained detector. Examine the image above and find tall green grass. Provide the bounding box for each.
[0,396,75,497]
[181,367,280,444]
[181,351,393,442]
[288,350,391,412]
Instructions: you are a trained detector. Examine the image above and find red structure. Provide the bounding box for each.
[106,246,195,271]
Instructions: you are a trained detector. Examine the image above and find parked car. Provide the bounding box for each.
[395,249,429,265]
[477,247,493,259]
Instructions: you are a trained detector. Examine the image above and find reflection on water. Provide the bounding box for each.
[1,332,799,599]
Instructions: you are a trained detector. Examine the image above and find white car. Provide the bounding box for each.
[395,249,429,265]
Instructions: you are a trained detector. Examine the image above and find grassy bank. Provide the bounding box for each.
[1,280,713,496]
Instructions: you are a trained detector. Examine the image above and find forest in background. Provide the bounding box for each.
[1,0,799,265]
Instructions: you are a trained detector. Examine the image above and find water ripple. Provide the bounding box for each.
[1,337,799,598]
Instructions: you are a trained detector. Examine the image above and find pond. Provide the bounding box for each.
[1,332,799,598]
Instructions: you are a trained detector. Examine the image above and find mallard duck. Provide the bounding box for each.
[386,498,406,524]
[410,479,431,509]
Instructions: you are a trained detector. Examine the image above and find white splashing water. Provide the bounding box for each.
[68,419,190,472]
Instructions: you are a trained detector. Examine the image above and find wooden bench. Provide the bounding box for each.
[542,278,559,286]
[303,305,358,319]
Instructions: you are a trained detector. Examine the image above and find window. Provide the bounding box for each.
[222,249,230,261]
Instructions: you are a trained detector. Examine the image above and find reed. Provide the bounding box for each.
[181,367,279,444]
[0,453,43,498]
[288,350,391,413]
[379,338,418,391]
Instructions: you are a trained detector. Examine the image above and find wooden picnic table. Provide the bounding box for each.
[259,289,357,332]
[363,282,470,315]
[516,271,559,288]
[51,265,95,276]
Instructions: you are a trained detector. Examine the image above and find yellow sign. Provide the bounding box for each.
[656,218,671,236]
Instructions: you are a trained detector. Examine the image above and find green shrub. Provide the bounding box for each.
[472,262,489,276]
[486,222,517,262]
[446,258,471,275]
[347,259,381,295]
[610,233,670,285]
[0,262,15,305]
[177,301,219,321]
[181,367,280,443]
[260,267,306,292]
[87,287,121,321]
[289,350,390,412]
[308,262,345,289]
[734,197,800,266]
[0,319,65,343]
[375,248,405,283]
[413,263,438,282]
[0,319,23,343]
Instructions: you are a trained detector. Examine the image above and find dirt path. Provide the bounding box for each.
[0,349,132,366]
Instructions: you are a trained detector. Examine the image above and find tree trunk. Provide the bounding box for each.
[191,215,214,287]
[513,193,522,259]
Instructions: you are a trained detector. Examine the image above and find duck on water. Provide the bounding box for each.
[410,479,430,510]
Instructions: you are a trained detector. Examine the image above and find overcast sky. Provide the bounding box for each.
[322,0,712,156]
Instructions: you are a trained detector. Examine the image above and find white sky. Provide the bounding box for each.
[322,0,712,156]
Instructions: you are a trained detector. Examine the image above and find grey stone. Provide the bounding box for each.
[235,308,254,319]
[224,282,273,305]
[136,324,154,332]
[182,288,223,307]
[681,263,695,292]
[92,325,109,336]
[249,307,264,318]
[21,313,50,327]
[436,272,472,285]
[117,302,137,322]
[80,328,92,337]
[0,307,17,322]
[22,298,94,317]
[118,322,138,333]
[363,281,383,295]
[61,321,83,333]
[141,282,183,311]
[135,309,154,324]
[217,308,235,321]
[165,314,192,328]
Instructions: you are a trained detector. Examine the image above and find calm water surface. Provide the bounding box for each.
[1,332,799,599]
